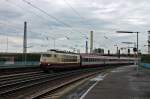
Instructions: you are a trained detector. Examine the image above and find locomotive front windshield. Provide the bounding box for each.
[42,54,51,57]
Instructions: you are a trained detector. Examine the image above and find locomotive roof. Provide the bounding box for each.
[44,49,80,55]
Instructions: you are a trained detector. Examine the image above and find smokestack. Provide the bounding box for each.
[23,21,27,53]
[90,31,93,53]
[85,40,88,53]
[148,31,150,54]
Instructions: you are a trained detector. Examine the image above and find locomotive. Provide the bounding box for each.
[40,49,134,72]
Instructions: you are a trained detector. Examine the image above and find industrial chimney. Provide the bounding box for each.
[85,40,88,53]
[23,21,27,53]
[90,31,93,53]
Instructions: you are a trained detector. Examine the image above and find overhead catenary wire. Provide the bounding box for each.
[22,0,83,34]
[6,0,92,40]
[4,0,98,50]
[4,0,66,38]
[0,1,53,41]
[5,0,84,40]
[5,0,48,22]
[22,0,92,49]
[63,0,95,30]
[63,0,114,46]
[0,21,45,38]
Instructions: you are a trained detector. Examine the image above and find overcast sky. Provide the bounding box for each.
[0,0,150,53]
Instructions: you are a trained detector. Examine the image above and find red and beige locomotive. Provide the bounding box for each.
[40,49,134,71]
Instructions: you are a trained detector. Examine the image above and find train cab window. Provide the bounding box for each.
[43,54,48,57]
[42,54,46,57]
[54,54,57,58]
[48,54,51,57]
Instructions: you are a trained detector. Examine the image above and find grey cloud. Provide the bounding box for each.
[0,0,149,53]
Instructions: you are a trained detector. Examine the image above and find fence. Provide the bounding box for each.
[0,61,40,69]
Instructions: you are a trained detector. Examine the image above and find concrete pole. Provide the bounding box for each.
[54,38,56,49]
[148,31,150,54]
[6,35,8,53]
[117,46,118,54]
[90,31,93,53]
[136,32,139,74]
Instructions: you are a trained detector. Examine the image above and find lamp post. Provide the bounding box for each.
[117,31,139,74]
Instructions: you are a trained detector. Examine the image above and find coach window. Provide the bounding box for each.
[96,59,98,62]
[86,58,88,62]
[83,58,85,62]
[90,58,91,62]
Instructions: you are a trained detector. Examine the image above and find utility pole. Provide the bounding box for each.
[6,35,8,53]
[23,21,27,65]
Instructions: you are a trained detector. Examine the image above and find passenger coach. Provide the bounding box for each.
[80,53,133,67]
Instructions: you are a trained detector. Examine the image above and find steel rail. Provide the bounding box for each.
[33,71,101,99]
[0,72,44,83]
[0,68,100,95]
[0,71,43,80]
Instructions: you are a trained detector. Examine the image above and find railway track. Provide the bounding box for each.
[0,70,43,81]
[0,67,41,76]
[0,67,104,99]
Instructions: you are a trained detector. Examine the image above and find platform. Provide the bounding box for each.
[82,65,150,99]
